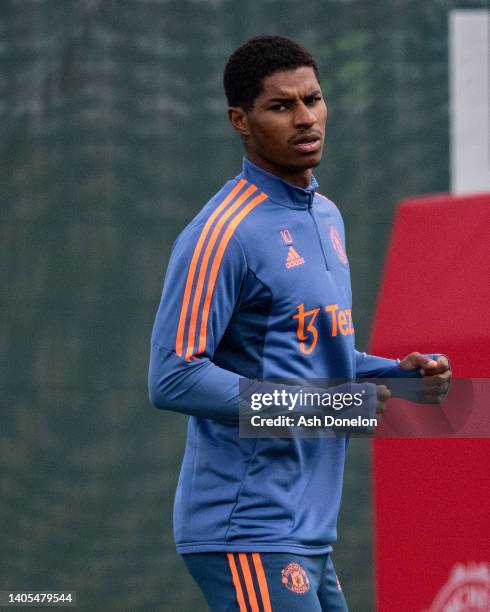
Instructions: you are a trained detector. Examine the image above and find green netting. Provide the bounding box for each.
[1,1,487,610]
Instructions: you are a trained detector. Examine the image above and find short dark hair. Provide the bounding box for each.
[223,35,320,111]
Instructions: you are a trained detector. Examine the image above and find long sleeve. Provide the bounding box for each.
[355,350,402,378]
[149,226,250,424]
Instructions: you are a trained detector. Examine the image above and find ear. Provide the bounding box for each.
[228,107,250,137]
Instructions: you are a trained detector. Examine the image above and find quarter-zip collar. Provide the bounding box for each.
[240,157,318,210]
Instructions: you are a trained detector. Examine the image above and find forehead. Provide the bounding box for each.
[259,66,321,98]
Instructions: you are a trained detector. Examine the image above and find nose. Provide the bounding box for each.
[293,102,316,128]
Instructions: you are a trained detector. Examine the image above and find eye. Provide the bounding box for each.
[305,95,323,106]
[270,102,290,112]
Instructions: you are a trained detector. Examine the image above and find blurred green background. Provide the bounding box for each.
[1,1,486,610]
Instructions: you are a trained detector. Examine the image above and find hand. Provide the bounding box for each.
[399,352,451,404]
[376,384,391,413]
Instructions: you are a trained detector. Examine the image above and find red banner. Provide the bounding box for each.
[370,193,490,611]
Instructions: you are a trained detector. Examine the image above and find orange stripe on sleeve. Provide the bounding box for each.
[252,553,272,612]
[175,179,247,356]
[184,184,258,360]
[238,553,260,612]
[196,192,268,355]
[227,553,248,612]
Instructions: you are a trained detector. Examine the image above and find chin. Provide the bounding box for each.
[294,154,322,170]
[307,155,322,168]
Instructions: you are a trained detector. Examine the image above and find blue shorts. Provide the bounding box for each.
[183,552,348,611]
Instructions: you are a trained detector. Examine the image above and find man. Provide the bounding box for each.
[149,35,450,611]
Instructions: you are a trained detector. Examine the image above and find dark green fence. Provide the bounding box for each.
[1,1,486,609]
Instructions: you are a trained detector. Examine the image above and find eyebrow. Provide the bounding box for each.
[267,89,322,102]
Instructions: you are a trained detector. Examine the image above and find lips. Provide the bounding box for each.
[290,132,322,153]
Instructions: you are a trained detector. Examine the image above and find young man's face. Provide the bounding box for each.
[229,66,327,188]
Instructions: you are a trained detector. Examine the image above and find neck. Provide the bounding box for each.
[245,151,313,189]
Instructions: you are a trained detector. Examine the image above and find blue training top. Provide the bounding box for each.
[149,157,407,555]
